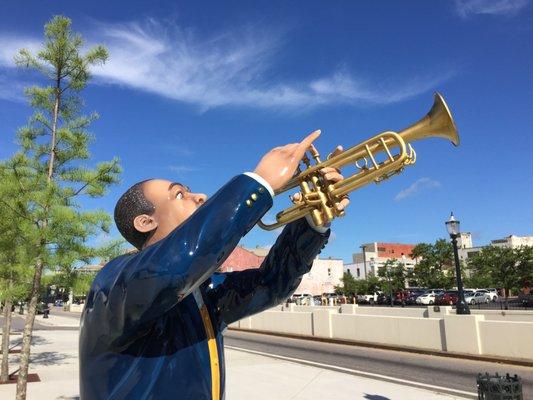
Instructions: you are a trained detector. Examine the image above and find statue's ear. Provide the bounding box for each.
[133,214,158,233]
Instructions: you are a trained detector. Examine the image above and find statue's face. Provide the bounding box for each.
[136,179,207,247]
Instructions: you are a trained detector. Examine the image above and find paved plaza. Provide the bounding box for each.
[0,311,474,400]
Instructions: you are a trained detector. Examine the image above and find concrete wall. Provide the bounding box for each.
[248,311,313,336]
[331,314,444,351]
[233,304,533,361]
[68,304,84,313]
[353,307,428,318]
[478,320,533,360]
[291,305,340,313]
[469,309,533,322]
[289,304,533,323]
[443,314,483,355]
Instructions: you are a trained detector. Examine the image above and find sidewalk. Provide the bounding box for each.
[35,311,81,329]
[0,328,471,400]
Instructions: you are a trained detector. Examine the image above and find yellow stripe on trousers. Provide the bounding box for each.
[199,304,220,400]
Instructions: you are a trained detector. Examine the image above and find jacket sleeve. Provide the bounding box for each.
[206,218,329,327]
[102,174,273,334]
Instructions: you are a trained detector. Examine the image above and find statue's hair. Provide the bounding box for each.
[114,180,155,250]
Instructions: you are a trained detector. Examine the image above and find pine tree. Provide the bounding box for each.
[0,164,33,383]
[2,15,121,399]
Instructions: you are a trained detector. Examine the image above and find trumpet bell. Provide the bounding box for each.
[399,92,460,147]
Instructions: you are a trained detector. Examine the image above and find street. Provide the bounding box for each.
[224,329,533,398]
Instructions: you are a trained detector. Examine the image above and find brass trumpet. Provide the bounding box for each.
[258,92,459,231]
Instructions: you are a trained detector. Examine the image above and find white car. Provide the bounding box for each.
[465,291,489,304]
[416,293,437,305]
[475,289,498,302]
[357,293,379,304]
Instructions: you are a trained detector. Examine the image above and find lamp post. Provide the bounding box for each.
[445,212,470,315]
[386,263,394,307]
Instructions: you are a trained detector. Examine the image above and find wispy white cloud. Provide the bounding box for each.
[394,177,441,201]
[159,144,194,157]
[168,165,202,176]
[0,37,43,102]
[454,0,529,18]
[0,20,456,110]
[0,73,26,102]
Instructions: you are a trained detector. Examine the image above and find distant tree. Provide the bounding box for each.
[336,272,381,297]
[516,246,533,288]
[377,259,406,304]
[365,273,382,294]
[3,16,121,399]
[337,272,357,295]
[462,268,493,290]
[467,245,533,309]
[410,239,454,289]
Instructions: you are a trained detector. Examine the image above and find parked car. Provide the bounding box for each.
[416,293,437,305]
[465,291,489,304]
[405,290,426,305]
[377,293,393,305]
[475,289,498,302]
[436,290,459,305]
[424,289,445,296]
[357,292,379,304]
[292,293,313,305]
[393,290,411,305]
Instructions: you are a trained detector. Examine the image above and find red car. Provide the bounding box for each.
[437,290,459,305]
[394,290,411,305]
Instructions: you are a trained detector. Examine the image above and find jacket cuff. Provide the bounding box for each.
[243,172,275,198]
[305,214,330,234]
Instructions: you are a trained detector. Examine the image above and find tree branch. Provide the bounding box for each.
[0,198,37,225]
[66,161,118,199]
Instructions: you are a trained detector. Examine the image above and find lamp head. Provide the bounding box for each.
[445,212,460,236]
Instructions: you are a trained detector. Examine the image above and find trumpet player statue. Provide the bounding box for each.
[79,131,349,400]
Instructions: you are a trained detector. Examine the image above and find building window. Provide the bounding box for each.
[328,268,332,276]
[347,268,351,276]
[377,247,386,252]
[356,268,360,277]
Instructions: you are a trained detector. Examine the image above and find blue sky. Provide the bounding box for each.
[1,0,532,262]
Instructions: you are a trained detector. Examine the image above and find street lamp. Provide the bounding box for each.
[445,212,470,315]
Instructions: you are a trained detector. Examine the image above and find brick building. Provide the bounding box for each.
[219,245,265,272]
[345,242,418,283]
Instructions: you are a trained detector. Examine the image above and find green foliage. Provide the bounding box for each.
[467,245,533,296]
[377,259,406,293]
[410,239,454,289]
[0,165,33,303]
[72,273,97,297]
[338,272,382,295]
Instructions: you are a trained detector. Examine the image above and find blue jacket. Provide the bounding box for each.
[79,174,329,400]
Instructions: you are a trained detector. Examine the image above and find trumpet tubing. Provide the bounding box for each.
[258,93,459,231]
